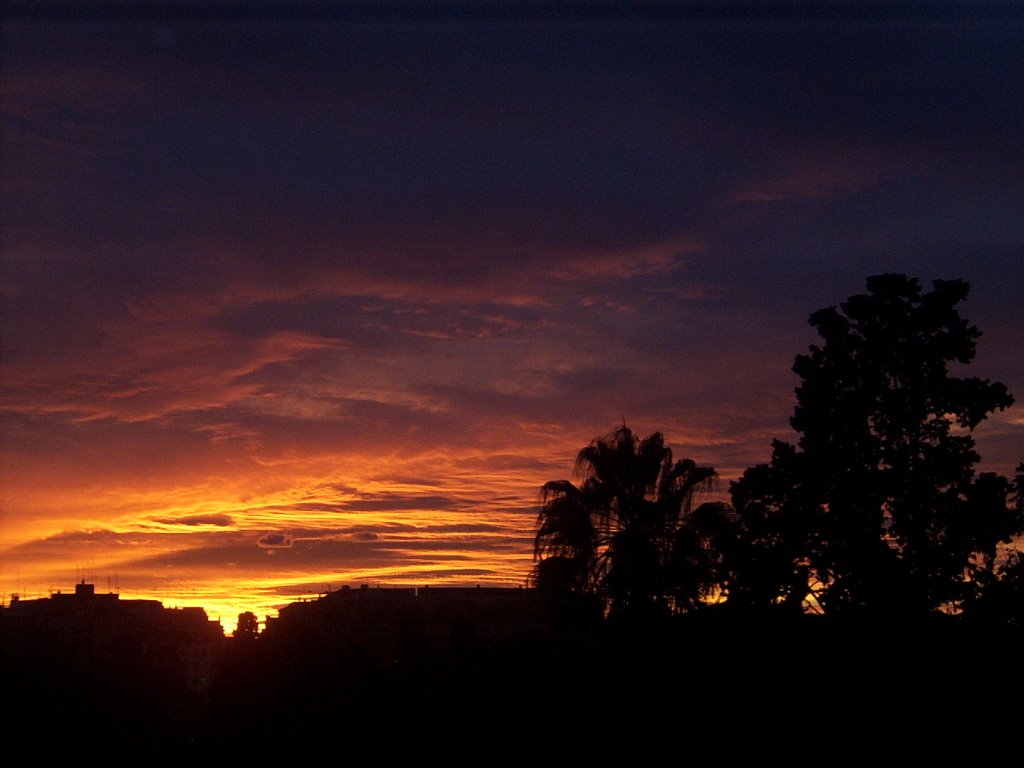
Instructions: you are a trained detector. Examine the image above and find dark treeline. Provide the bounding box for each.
[4,274,1022,761]
[534,274,1024,625]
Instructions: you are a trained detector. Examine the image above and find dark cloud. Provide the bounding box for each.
[153,513,234,527]
[378,539,528,554]
[120,536,527,577]
[257,533,294,550]
[458,454,556,472]
[132,537,389,568]
[417,523,503,534]
[341,495,462,512]
[259,503,346,514]
[2,528,124,556]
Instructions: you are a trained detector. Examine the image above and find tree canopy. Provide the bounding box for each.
[532,425,735,619]
[730,274,1020,615]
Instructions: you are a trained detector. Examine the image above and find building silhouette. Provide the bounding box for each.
[261,584,575,661]
[2,580,223,695]
[2,581,228,754]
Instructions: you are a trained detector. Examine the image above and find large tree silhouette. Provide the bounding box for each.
[966,463,1024,624]
[533,425,731,619]
[731,274,1020,615]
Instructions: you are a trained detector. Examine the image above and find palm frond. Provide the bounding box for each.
[533,424,735,614]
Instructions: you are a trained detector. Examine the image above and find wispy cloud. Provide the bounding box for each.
[151,513,234,527]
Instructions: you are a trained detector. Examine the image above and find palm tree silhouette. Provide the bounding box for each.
[533,425,722,618]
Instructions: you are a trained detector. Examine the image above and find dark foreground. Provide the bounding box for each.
[4,610,1019,764]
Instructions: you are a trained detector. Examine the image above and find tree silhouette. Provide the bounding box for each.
[533,425,729,619]
[731,274,1020,615]
[234,611,259,641]
[966,463,1024,624]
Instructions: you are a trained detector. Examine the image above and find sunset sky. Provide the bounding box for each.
[2,2,1022,629]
